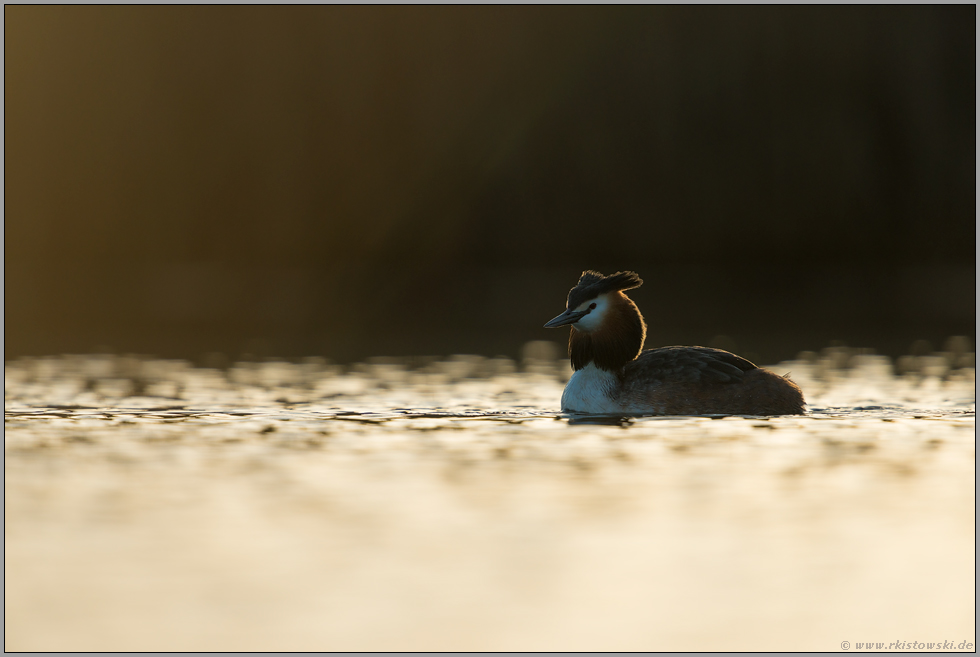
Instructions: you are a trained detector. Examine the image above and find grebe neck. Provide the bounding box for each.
[568,292,646,371]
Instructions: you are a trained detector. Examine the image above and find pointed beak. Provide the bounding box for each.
[544,308,587,328]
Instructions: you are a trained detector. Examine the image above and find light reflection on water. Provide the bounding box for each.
[4,353,976,651]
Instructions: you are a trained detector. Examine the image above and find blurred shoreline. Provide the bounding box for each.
[6,7,974,367]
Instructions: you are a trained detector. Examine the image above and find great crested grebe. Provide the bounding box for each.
[544,270,806,415]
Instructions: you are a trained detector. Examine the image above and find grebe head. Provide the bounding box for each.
[544,270,643,333]
[544,270,647,371]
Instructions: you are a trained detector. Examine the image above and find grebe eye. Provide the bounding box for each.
[589,303,597,310]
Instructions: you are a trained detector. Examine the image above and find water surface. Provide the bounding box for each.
[5,353,975,650]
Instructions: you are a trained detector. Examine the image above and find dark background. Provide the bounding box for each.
[5,6,976,365]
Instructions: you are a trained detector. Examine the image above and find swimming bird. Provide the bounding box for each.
[544,270,806,415]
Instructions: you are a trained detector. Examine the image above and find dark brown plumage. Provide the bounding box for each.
[620,347,805,415]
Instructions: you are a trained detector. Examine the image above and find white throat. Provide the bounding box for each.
[560,363,623,413]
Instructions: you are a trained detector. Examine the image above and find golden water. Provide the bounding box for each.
[5,352,976,651]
